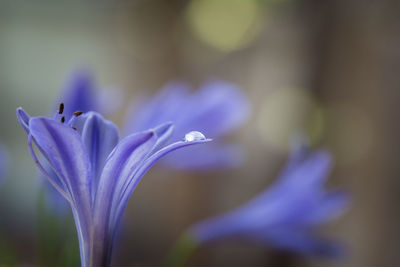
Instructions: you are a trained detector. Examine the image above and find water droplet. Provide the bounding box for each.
[184,131,206,142]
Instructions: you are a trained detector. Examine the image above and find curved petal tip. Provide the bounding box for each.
[16,107,31,133]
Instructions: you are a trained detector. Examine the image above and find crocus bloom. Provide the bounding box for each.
[17,106,210,267]
[188,141,349,256]
[124,80,250,170]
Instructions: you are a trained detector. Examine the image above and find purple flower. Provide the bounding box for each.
[0,144,7,182]
[124,80,250,170]
[56,69,122,119]
[188,141,349,257]
[58,70,98,118]
[39,71,98,214]
[43,70,122,214]
[17,106,210,267]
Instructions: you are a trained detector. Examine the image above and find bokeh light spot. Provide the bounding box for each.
[185,0,263,52]
[257,88,324,152]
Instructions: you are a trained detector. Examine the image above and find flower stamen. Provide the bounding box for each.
[59,103,64,114]
[74,111,83,117]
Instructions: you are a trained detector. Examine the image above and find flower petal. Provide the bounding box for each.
[98,136,212,251]
[29,117,92,214]
[123,80,249,170]
[178,80,250,138]
[114,137,212,225]
[257,227,344,257]
[124,80,250,140]
[279,150,333,190]
[123,82,190,135]
[29,138,71,202]
[59,70,97,119]
[16,107,31,133]
[163,143,244,170]
[91,131,157,264]
[306,190,350,224]
[79,112,119,198]
[28,117,93,263]
[0,144,8,183]
[151,121,174,153]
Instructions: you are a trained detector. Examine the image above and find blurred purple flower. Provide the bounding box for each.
[188,141,349,257]
[0,144,8,182]
[58,70,98,118]
[17,106,210,267]
[56,69,122,119]
[124,80,251,170]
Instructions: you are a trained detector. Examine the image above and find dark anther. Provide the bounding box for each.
[59,103,64,114]
[61,116,65,123]
[71,126,77,130]
[74,111,83,116]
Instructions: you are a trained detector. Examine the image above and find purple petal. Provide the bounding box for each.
[27,134,71,202]
[305,191,350,224]
[16,107,31,133]
[124,80,250,140]
[187,141,348,257]
[257,228,344,257]
[123,80,249,170]
[178,80,250,138]
[59,70,97,119]
[133,138,212,191]
[0,144,8,183]
[279,150,333,190]
[28,117,92,218]
[163,143,244,170]
[28,117,93,264]
[92,131,157,264]
[114,137,212,219]
[151,122,174,153]
[109,137,212,241]
[123,82,190,135]
[79,112,119,199]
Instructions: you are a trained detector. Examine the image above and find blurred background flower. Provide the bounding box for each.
[124,80,250,170]
[188,140,348,257]
[0,144,8,183]
[165,139,349,266]
[0,0,398,266]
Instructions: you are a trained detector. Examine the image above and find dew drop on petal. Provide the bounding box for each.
[184,131,206,142]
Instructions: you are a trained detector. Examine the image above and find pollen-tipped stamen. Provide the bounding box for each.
[59,103,64,114]
[74,111,83,117]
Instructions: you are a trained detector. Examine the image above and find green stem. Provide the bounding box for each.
[36,189,80,267]
[163,232,199,267]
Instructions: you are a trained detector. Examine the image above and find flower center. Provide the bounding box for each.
[57,102,83,130]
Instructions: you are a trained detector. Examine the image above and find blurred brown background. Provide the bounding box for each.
[0,0,399,266]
